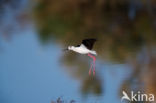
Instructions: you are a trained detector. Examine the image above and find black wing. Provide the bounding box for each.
[82,38,96,50]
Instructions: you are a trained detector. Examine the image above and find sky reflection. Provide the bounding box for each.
[0,28,80,103]
[0,25,131,103]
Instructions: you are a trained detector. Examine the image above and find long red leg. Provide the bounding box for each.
[89,63,93,75]
[88,53,96,76]
[93,60,95,76]
[92,56,96,76]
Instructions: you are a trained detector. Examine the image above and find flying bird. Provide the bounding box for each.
[64,38,97,75]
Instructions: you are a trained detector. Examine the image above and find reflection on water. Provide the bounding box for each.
[0,0,156,103]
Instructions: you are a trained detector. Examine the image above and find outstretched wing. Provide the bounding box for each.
[82,38,96,50]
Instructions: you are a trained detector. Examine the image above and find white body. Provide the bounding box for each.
[68,44,97,55]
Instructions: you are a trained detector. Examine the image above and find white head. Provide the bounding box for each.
[68,46,75,51]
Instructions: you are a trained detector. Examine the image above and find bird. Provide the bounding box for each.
[64,38,97,75]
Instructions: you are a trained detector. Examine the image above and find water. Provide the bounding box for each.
[0,26,127,103]
[0,0,156,103]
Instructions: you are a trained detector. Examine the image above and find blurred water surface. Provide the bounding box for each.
[0,0,156,103]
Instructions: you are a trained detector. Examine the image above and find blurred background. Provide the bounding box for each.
[0,0,156,103]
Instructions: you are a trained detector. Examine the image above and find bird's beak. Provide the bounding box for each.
[63,48,68,51]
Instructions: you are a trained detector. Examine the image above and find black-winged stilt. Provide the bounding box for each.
[65,39,97,75]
